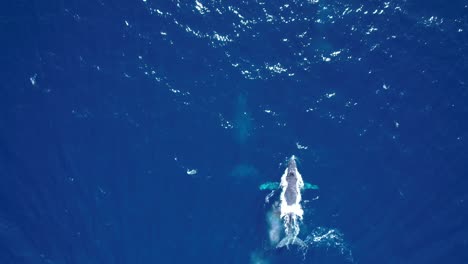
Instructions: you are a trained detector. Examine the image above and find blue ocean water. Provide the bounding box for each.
[1,0,468,263]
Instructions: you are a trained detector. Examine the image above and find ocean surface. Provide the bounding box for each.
[1,0,468,263]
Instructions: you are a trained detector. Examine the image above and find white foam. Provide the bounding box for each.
[279,203,304,218]
[186,169,197,175]
[276,159,306,246]
[296,142,308,150]
[30,74,37,86]
[305,227,353,262]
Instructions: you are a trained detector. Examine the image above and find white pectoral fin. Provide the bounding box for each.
[259,182,280,190]
[304,182,319,190]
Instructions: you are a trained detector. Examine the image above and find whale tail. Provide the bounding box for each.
[277,235,307,249]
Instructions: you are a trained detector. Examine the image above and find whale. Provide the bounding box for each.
[260,155,319,248]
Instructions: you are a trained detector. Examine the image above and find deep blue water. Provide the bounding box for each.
[1,0,468,263]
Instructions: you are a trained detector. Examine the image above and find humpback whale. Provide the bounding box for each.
[260,155,319,248]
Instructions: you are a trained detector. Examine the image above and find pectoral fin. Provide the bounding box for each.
[259,182,280,190]
[304,182,319,190]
